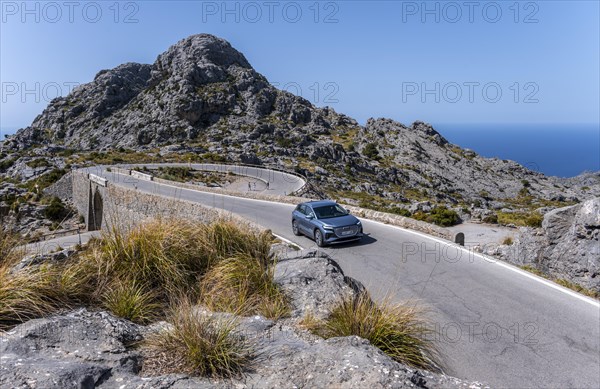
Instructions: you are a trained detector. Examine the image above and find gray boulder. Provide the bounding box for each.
[275,249,358,319]
[503,197,600,292]
[246,329,485,389]
[0,309,142,389]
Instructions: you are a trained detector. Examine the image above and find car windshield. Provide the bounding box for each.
[313,204,348,219]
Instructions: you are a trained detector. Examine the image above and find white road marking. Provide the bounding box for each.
[365,218,600,308]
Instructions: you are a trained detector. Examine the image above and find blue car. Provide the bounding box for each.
[292,200,363,247]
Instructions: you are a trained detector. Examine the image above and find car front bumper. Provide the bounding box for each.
[323,228,363,244]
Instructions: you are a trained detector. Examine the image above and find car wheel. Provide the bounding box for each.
[292,220,301,236]
[314,229,326,247]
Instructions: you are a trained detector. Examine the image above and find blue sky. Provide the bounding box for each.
[1,0,599,135]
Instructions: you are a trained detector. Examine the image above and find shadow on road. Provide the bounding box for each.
[328,233,377,249]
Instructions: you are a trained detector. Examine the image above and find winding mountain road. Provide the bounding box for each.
[41,165,600,388]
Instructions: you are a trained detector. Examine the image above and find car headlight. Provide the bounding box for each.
[322,225,334,230]
[356,220,362,225]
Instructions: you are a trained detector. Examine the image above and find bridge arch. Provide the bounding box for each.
[89,188,104,231]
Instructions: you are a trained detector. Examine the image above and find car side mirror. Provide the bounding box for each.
[345,208,351,214]
[306,214,315,220]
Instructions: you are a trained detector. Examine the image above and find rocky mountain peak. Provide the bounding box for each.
[153,34,252,79]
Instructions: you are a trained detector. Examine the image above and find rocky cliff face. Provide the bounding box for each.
[489,197,600,293]
[3,34,598,211]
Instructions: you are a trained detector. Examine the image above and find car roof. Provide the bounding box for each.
[302,200,338,207]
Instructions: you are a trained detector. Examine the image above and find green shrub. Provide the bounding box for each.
[497,211,543,227]
[26,158,51,168]
[201,152,227,162]
[362,143,380,160]
[275,136,293,148]
[524,213,543,227]
[156,166,194,182]
[414,206,460,227]
[502,236,513,245]
[519,187,530,197]
[482,214,498,224]
[389,207,411,217]
[0,158,17,172]
[44,197,69,221]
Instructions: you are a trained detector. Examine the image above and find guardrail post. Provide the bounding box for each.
[455,232,465,246]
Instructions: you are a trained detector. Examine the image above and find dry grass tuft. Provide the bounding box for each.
[143,299,253,378]
[101,278,162,324]
[200,254,290,320]
[307,292,438,370]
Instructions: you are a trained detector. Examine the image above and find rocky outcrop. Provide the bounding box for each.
[490,197,600,292]
[0,309,143,388]
[0,251,487,389]
[43,171,73,201]
[275,249,358,319]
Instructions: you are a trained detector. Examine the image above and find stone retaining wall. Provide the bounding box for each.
[102,180,263,233]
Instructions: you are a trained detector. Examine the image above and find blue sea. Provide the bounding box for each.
[434,124,599,178]
[2,124,599,178]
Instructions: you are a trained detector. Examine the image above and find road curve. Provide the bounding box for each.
[67,166,600,388]
[119,163,306,196]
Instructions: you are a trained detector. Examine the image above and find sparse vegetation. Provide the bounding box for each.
[497,211,543,227]
[362,143,380,160]
[413,206,461,227]
[305,292,437,370]
[502,236,514,245]
[143,299,252,378]
[43,196,69,222]
[555,278,599,299]
[26,158,51,168]
[482,214,498,224]
[520,265,599,299]
[20,168,66,192]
